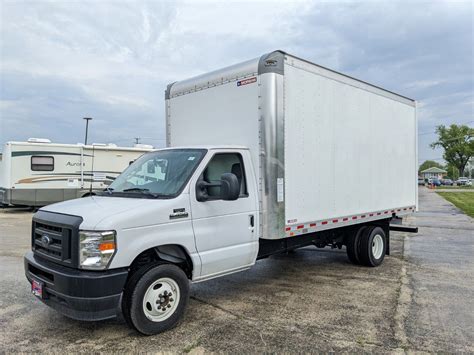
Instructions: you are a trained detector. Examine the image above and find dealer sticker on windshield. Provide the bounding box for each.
[237,77,257,87]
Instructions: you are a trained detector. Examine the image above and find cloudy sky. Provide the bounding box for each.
[0,0,472,164]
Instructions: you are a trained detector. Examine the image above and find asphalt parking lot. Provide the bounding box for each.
[0,187,472,352]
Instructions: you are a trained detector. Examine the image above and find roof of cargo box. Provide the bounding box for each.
[166,50,415,106]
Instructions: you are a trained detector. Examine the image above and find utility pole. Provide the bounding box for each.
[134,137,141,145]
[83,117,93,145]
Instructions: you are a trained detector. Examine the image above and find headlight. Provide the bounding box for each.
[79,230,116,270]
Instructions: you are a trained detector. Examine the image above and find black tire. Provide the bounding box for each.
[346,226,367,265]
[358,226,386,267]
[123,263,189,335]
[121,262,161,329]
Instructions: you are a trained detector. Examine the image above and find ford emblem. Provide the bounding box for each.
[41,235,51,246]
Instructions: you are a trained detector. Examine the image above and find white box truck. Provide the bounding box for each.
[24,51,417,335]
[0,139,153,207]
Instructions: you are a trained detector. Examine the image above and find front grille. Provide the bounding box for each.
[32,211,83,268]
[33,222,71,262]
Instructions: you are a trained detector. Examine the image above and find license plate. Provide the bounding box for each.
[31,279,43,298]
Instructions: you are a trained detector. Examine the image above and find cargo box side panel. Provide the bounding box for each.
[284,62,416,227]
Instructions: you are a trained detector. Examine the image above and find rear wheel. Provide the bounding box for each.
[346,226,367,265]
[123,263,189,335]
[358,226,386,267]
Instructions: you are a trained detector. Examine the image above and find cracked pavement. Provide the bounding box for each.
[0,187,472,352]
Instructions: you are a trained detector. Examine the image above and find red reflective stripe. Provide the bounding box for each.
[300,207,412,230]
[285,227,291,231]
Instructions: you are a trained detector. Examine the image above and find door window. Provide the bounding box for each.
[200,153,247,199]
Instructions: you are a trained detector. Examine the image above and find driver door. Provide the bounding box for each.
[190,151,258,279]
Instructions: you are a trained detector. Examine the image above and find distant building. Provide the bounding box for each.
[420,167,447,180]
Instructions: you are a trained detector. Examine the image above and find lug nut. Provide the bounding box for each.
[169,298,173,302]
[167,304,171,308]
[164,291,168,296]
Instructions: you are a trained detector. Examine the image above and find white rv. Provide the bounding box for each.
[0,139,153,207]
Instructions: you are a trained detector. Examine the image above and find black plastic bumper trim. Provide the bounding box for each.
[24,251,129,321]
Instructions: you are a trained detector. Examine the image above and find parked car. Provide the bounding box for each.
[418,177,425,185]
[456,177,471,186]
[431,179,442,186]
[441,179,453,186]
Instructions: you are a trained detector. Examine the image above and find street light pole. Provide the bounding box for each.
[83,117,93,145]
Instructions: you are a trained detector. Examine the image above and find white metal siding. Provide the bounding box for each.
[284,62,416,225]
[167,79,261,177]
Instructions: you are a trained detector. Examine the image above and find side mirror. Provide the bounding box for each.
[220,173,240,201]
[195,173,240,202]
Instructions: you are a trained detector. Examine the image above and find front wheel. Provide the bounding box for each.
[123,263,190,335]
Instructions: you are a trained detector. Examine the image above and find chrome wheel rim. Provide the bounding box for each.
[372,234,384,259]
[143,277,180,322]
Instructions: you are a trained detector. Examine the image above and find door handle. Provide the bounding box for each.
[249,214,254,228]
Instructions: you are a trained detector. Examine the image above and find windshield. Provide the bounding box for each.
[104,149,206,198]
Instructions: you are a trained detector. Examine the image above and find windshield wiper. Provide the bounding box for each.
[123,187,150,193]
[115,187,171,199]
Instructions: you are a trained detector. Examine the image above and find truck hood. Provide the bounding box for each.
[41,194,191,230]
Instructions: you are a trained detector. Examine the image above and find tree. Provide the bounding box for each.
[445,162,460,180]
[418,160,444,174]
[431,124,474,177]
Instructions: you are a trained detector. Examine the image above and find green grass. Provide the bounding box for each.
[435,185,473,189]
[437,192,474,218]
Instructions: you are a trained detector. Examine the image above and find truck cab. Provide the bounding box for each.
[25,147,260,334]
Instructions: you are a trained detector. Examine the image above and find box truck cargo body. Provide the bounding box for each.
[166,51,417,240]
[24,51,417,335]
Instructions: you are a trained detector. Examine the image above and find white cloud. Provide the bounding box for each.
[0,0,472,163]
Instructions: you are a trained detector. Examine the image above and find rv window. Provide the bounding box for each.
[31,156,54,171]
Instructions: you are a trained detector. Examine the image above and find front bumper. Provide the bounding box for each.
[24,251,129,321]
